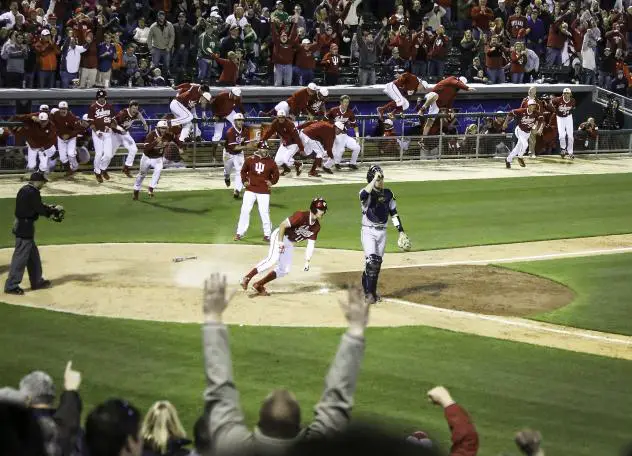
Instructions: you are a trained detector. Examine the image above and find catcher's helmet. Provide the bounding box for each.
[366,165,383,183]
[96,89,107,99]
[310,197,328,214]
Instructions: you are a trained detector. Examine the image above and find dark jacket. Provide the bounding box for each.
[142,438,192,456]
[13,183,55,239]
[32,391,83,456]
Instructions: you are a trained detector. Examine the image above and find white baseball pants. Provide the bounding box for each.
[333,133,361,164]
[274,101,291,115]
[274,143,299,167]
[169,99,197,142]
[92,130,113,174]
[255,227,294,278]
[361,226,387,258]
[112,132,138,167]
[212,110,238,141]
[299,132,334,169]
[507,127,530,163]
[556,115,574,155]
[26,145,56,172]
[134,154,164,190]
[57,137,78,170]
[223,151,244,192]
[424,92,440,115]
[236,190,271,237]
[384,82,410,110]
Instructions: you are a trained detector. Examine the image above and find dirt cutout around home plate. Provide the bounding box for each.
[327,265,574,317]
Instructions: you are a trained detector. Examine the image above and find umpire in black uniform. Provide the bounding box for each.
[4,172,63,295]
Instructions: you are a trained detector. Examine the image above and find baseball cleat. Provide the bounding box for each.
[517,157,526,167]
[132,190,139,200]
[102,170,110,180]
[349,164,359,170]
[505,160,511,169]
[148,187,155,197]
[252,281,270,296]
[295,161,303,176]
[239,276,251,290]
[569,154,575,160]
[95,172,104,183]
[233,190,241,199]
[263,236,270,242]
[65,169,76,177]
[5,287,25,295]
[122,166,133,177]
[560,149,567,158]
[308,170,321,177]
[233,234,242,241]
[280,164,291,176]
[224,176,231,187]
[32,279,52,290]
[334,164,342,170]
[365,294,376,305]
[323,167,334,175]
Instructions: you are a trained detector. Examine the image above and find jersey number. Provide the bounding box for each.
[254,162,265,174]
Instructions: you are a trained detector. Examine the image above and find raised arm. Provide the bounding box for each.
[202,274,253,454]
[427,386,479,456]
[303,283,368,439]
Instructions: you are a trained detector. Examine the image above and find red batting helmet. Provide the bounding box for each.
[310,197,328,214]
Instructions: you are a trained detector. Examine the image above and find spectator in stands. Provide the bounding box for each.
[409,0,426,30]
[525,9,546,55]
[386,48,407,75]
[581,18,600,85]
[524,45,539,83]
[357,21,386,85]
[546,18,572,66]
[597,47,615,89]
[271,21,296,86]
[507,6,527,45]
[60,35,86,88]
[0,1,23,30]
[0,401,48,456]
[321,43,342,85]
[213,51,239,85]
[426,3,447,31]
[225,5,248,30]
[197,20,218,84]
[147,11,174,78]
[610,68,629,95]
[485,34,506,83]
[470,0,494,40]
[97,32,116,87]
[201,273,369,456]
[79,33,98,88]
[219,25,242,57]
[172,13,193,78]
[510,41,527,83]
[411,21,431,76]
[141,401,190,456]
[295,37,319,85]
[459,30,481,74]
[86,399,143,456]
[428,25,449,76]
[133,16,150,52]
[33,28,60,88]
[122,45,139,85]
[467,56,488,82]
[493,0,508,25]
[1,30,28,87]
[150,67,167,85]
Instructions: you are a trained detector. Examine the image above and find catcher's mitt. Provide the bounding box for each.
[50,205,65,223]
[397,232,411,251]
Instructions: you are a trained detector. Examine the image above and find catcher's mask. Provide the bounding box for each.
[366,165,383,183]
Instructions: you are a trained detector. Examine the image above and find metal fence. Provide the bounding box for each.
[594,87,632,117]
[1,116,631,173]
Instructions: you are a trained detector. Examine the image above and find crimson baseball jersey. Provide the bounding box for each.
[144,130,183,158]
[225,126,250,155]
[240,154,280,194]
[511,108,544,133]
[260,119,304,151]
[394,72,420,96]
[520,96,544,111]
[210,91,244,118]
[175,83,206,109]
[286,88,319,116]
[114,108,141,132]
[298,121,336,157]
[285,210,321,242]
[325,106,357,128]
[14,114,57,148]
[433,76,469,109]
[551,96,576,117]
[87,101,114,132]
[321,51,341,75]
[51,110,81,138]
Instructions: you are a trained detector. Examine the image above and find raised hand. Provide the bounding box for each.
[202,273,237,322]
[339,283,369,336]
[64,361,82,391]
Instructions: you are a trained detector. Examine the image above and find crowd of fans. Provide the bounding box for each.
[0,0,631,91]
[1,273,558,456]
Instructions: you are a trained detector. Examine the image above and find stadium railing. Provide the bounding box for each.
[594,87,632,117]
[1,115,631,174]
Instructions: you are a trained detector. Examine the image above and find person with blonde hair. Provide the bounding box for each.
[141,401,190,456]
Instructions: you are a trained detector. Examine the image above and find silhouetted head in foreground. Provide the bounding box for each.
[257,390,302,439]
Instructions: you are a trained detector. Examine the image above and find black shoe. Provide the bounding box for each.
[224,176,230,187]
[32,280,51,290]
[233,190,241,199]
[5,287,25,295]
[517,157,526,168]
[335,164,342,170]
[505,160,511,169]
[349,164,359,170]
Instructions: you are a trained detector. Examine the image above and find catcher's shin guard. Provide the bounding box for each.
[364,254,382,296]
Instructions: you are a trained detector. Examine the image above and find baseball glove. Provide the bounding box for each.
[397,232,411,251]
[50,205,65,223]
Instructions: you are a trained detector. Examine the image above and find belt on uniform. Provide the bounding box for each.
[362,225,386,230]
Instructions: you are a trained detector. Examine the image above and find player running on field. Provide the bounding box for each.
[551,87,576,159]
[378,71,426,118]
[239,197,327,296]
[87,89,116,183]
[325,95,361,170]
[223,113,256,199]
[418,76,475,138]
[297,120,346,176]
[113,100,149,177]
[50,101,84,177]
[258,109,305,176]
[169,82,212,142]
[359,165,410,304]
[505,100,544,168]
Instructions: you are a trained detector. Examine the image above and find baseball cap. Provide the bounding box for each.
[384,119,394,128]
[38,112,49,121]
[231,87,242,97]
[58,101,68,109]
[563,87,571,93]
[301,38,311,44]
[459,76,468,84]
[19,371,55,405]
[156,120,168,128]
[307,82,318,91]
[202,91,212,102]
[527,100,536,106]
[234,113,245,120]
[276,109,287,117]
[319,87,329,97]
[41,29,50,36]
[39,104,49,111]
[334,121,346,130]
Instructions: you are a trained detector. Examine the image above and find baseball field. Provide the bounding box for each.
[1,156,632,455]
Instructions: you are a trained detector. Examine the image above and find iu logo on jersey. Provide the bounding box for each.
[332,55,340,66]
[254,162,265,174]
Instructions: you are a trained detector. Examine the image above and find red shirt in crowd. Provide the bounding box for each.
[213,54,239,84]
[428,34,449,60]
[240,152,280,194]
[507,14,528,38]
[295,42,320,70]
[271,22,297,65]
[320,51,341,75]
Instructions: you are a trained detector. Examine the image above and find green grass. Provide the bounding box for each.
[1,173,632,250]
[1,303,631,456]
[504,252,632,336]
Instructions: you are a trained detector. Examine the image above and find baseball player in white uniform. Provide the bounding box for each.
[87,89,115,182]
[359,165,410,304]
[552,87,576,159]
[112,100,149,177]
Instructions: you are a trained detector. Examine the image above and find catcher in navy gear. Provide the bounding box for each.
[359,165,410,304]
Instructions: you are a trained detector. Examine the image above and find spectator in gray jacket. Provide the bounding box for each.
[201,273,369,456]
[1,31,28,87]
[357,20,387,86]
[147,11,175,77]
